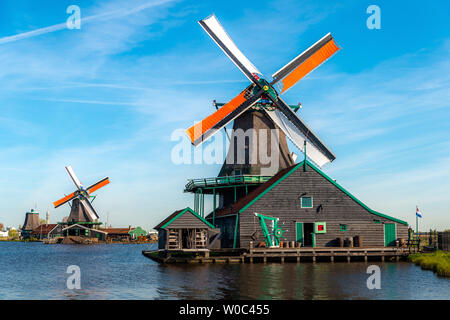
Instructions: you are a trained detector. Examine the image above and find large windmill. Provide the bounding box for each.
[184,14,341,216]
[53,165,110,225]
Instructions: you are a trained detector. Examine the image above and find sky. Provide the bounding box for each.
[0,0,448,231]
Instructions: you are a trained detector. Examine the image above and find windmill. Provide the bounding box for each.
[186,14,340,171]
[53,165,110,224]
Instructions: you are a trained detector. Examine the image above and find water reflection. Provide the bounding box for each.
[0,242,448,300]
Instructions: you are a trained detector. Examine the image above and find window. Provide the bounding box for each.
[300,196,313,208]
[340,224,347,232]
[373,219,381,224]
[233,169,242,176]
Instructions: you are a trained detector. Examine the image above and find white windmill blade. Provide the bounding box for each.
[79,197,99,221]
[65,165,83,190]
[264,109,332,167]
[199,14,262,82]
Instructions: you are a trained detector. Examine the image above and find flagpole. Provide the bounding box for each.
[416,214,418,241]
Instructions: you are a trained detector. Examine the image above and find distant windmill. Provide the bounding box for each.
[53,165,110,224]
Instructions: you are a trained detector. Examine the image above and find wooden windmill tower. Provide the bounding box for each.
[21,209,40,238]
[184,15,340,220]
[53,165,109,228]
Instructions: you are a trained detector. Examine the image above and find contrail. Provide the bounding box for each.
[0,0,174,45]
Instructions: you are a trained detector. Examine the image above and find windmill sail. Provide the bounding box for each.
[53,192,76,208]
[271,33,340,94]
[65,165,83,189]
[199,14,261,81]
[79,197,99,221]
[264,108,333,167]
[87,177,110,194]
[186,85,264,146]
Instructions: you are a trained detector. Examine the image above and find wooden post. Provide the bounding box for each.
[364,250,368,263]
[280,257,285,263]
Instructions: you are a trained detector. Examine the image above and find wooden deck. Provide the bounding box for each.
[142,247,414,264]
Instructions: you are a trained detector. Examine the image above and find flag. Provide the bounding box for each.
[416,206,422,218]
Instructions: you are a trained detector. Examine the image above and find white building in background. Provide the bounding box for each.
[0,230,8,238]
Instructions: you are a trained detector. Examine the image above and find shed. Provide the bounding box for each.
[155,207,220,250]
[102,228,132,242]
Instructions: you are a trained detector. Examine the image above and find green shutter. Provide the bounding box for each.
[384,223,396,247]
[296,222,304,244]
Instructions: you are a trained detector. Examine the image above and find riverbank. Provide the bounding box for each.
[408,250,450,277]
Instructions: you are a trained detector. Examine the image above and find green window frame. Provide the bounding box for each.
[300,196,313,208]
[340,224,347,232]
[373,219,381,224]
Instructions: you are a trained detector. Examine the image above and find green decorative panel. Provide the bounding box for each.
[315,222,326,234]
[340,224,347,231]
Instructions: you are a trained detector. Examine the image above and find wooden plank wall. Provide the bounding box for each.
[167,212,211,229]
[238,163,408,249]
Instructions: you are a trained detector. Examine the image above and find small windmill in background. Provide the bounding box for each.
[53,165,110,226]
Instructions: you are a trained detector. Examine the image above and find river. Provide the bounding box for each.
[0,242,448,299]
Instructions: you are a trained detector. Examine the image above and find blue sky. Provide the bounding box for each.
[0,0,448,231]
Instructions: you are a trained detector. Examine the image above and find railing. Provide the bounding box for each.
[185,175,272,191]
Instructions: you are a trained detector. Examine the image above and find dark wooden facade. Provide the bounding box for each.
[207,161,409,249]
[155,208,220,250]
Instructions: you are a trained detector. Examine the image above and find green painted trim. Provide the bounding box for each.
[304,160,408,226]
[206,213,237,220]
[233,214,239,249]
[239,160,408,226]
[161,207,215,229]
[239,163,303,214]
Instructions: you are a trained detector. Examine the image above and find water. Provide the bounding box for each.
[0,242,448,300]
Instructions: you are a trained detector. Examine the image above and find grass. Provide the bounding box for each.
[408,250,450,277]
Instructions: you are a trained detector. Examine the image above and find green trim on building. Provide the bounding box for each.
[239,163,303,214]
[239,160,408,226]
[161,207,215,229]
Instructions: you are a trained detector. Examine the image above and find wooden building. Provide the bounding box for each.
[62,224,107,241]
[31,224,62,240]
[102,227,133,242]
[205,160,409,249]
[155,207,220,250]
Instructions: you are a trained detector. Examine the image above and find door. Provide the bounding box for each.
[384,223,396,247]
[303,223,314,247]
[296,222,303,245]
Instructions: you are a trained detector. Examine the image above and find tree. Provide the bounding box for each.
[8,229,19,240]
[40,219,47,225]
[0,223,4,231]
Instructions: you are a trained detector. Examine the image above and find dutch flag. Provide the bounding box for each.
[416,206,422,218]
